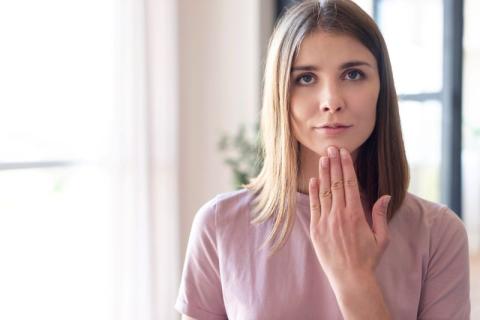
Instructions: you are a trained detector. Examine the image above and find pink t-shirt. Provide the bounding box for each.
[175,189,470,319]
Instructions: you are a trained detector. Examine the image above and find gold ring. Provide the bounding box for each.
[345,179,357,187]
[331,180,344,190]
[320,190,332,198]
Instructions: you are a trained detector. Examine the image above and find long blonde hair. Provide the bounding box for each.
[244,0,409,256]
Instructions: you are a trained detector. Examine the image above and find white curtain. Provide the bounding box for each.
[144,0,181,318]
[114,0,180,319]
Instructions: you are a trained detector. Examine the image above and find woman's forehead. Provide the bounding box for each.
[292,31,376,69]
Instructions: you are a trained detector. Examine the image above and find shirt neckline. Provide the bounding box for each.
[296,191,310,208]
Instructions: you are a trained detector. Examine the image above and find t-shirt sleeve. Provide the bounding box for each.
[417,207,470,319]
[174,196,228,320]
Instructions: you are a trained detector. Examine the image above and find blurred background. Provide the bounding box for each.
[0,0,478,319]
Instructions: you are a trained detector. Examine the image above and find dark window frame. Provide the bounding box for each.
[374,0,464,217]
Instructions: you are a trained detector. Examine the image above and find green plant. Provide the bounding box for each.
[217,122,263,189]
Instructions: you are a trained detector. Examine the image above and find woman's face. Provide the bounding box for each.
[289,31,380,161]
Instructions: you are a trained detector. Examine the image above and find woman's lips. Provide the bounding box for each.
[314,125,352,135]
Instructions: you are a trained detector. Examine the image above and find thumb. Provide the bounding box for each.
[371,195,391,248]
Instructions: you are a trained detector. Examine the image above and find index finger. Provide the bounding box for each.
[339,148,362,210]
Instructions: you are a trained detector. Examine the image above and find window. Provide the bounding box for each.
[0,1,116,318]
[376,0,444,203]
[464,0,480,274]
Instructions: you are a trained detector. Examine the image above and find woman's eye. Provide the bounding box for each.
[345,70,364,80]
[296,74,315,85]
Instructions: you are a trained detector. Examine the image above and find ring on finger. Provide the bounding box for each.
[320,190,332,198]
[345,178,356,187]
[331,179,344,190]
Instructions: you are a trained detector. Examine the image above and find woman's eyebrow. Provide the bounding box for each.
[290,65,318,72]
[291,60,374,72]
[339,60,374,69]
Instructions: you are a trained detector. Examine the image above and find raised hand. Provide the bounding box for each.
[308,146,391,290]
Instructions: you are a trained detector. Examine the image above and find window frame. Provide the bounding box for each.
[374,0,464,217]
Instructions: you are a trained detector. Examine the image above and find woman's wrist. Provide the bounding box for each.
[330,271,392,320]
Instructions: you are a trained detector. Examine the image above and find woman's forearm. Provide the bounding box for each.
[330,271,392,320]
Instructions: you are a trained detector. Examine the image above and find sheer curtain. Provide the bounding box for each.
[115,0,179,319]
[114,0,152,318]
[0,1,117,319]
[0,0,179,318]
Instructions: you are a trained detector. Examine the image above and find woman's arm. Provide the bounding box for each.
[417,207,470,318]
[182,315,197,320]
[332,271,391,320]
[174,196,228,319]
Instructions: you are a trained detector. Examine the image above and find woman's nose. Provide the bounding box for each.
[321,103,343,113]
[319,82,344,113]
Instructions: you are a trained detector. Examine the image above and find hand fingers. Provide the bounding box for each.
[318,156,332,216]
[327,146,345,209]
[371,195,391,251]
[309,178,321,224]
[339,148,362,210]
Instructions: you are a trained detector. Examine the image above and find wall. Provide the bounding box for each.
[177,0,274,262]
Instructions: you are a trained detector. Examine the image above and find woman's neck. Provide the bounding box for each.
[296,144,359,192]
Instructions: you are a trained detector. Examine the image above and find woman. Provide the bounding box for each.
[175,0,470,319]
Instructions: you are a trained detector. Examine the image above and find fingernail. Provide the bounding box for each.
[321,157,329,168]
[340,148,348,159]
[309,178,316,188]
[327,146,337,158]
[383,196,392,208]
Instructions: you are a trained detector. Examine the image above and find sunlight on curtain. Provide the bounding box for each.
[143,0,180,318]
[0,1,116,319]
[0,0,157,319]
[0,167,114,319]
[114,0,153,318]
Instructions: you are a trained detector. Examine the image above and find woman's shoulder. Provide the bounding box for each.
[396,192,465,233]
[214,188,254,205]
[203,188,254,211]
[195,188,255,224]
